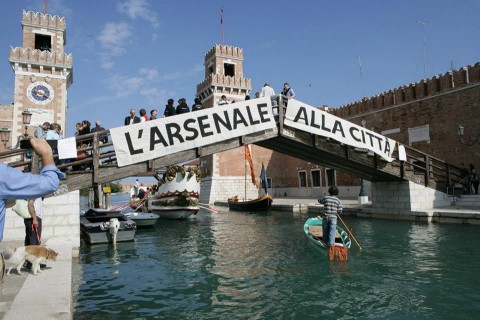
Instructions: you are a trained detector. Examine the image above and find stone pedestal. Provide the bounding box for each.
[358,195,369,205]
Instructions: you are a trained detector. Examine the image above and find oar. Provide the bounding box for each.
[336,213,363,251]
[198,203,222,213]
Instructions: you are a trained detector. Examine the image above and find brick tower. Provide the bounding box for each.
[8,10,73,145]
[196,45,278,203]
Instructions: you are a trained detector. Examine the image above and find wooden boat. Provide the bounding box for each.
[146,165,201,219]
[304,217,351,250]
[80,208,136,244]
[123,211,160,227]
[227,146,273,212]
[227,194,273,212]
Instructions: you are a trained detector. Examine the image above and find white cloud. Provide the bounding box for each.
[117,0,160,33]
[139,68,159,80]
[97,22,132,69]
[159,64,203,81]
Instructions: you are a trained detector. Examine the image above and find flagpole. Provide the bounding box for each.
[221,6,224,45]
[244,145,247,201]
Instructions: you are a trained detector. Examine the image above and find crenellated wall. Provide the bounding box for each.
[205,44,244,61]
[22,10,66,28]
[334,61,480,118]
[9,47,73,68]
[196,74,251,96]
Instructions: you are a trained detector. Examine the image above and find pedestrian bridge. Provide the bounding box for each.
[1,96,463,203]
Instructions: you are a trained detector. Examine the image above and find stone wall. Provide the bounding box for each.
[370,181,451,216]
[4,190,80,248]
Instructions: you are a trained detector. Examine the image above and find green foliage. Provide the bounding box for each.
[109,181,122,193]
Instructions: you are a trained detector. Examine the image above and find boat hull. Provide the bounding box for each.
[228,194,273,212]
[124,211,160,227]
[303,217,351,250]
[80,209,137,245]
[148,206,199,220]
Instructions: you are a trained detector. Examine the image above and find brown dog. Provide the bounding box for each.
[6,245,58,275]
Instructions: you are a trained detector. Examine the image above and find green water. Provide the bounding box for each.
[73,204,480,320]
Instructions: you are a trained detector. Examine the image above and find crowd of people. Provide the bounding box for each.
[125,97,204,124]
[124,82,295,125]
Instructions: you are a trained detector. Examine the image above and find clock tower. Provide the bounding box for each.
[9,10,73,143]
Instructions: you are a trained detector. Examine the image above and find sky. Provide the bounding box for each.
[0,0,479,139]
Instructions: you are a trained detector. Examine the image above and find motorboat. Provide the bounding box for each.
[80,208,136,244]
[123,210,160,227]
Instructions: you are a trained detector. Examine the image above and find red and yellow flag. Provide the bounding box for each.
[245,145,256,184]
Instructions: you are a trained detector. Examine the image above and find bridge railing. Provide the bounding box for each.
[0,96,465,196]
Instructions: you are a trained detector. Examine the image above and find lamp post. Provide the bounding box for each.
[21,110,32,139]
[458,125,480,146]
[358,117,368,203]
[0,128,11,148]
[0,110,33,150]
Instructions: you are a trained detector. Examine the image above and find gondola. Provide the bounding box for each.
[304,217,351,250]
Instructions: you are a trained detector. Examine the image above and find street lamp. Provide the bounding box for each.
[0,110,33,149]
[0,128,11,147]
[21,110,32,139]
[458,125,480,146]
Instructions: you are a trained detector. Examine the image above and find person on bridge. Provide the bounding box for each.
[124,109,141,125]
[176,98,190,114]
[281,82,295,107]
[34,122,50,139]
[0,138,63,242]
[318,185,343,246]
[218,95,229,106]
[139,108,149,122]
[91,120,108,144]
[163,99,176,117]
[150,109,158,120]
[192,98,203,112]
[260,82,275,97]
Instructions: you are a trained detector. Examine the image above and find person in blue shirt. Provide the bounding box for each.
[0,137,64,242]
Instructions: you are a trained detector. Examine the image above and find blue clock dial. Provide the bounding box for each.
[27,82,54,105]
[32,85,50,101]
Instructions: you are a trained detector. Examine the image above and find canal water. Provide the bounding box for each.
[73,195,480,319]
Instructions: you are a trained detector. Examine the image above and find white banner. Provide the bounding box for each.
[110,97,276,167]
[284,100,397,162]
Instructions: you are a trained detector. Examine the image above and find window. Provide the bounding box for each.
[224,63,235,77]
[298,171,307,187]
[325,168,336,186]
[35,34,51,51]
[311,169,321,187]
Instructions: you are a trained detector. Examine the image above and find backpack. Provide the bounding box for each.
[12,199,31,219]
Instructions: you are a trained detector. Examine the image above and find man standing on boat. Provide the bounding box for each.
[319,186,343,246]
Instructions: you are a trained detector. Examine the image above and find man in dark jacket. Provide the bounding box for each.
[163,99,176,117]
[124,109,141,125]
[191,98,203,111]
[176,98,190,114]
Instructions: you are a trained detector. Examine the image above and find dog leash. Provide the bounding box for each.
[32,224,41,245]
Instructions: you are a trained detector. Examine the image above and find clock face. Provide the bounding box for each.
[27,82,54,105]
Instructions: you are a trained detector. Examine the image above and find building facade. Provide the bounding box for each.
[196,44,480,203]
[1,10,73,150]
